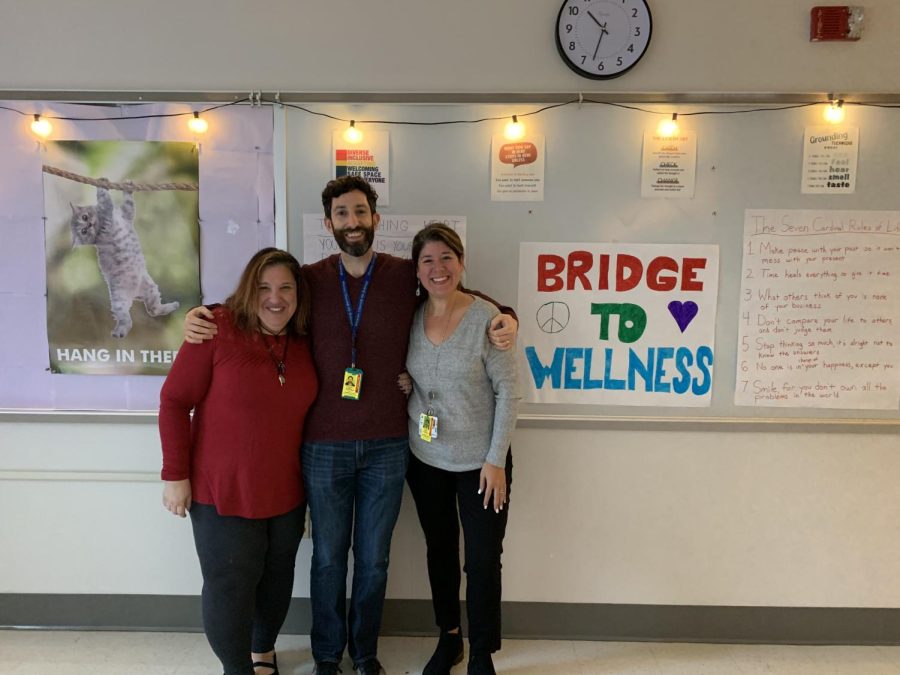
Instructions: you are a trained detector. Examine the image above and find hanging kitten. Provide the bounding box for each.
[69,183,180,338]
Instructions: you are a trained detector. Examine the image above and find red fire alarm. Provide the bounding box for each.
[810,6,865,41]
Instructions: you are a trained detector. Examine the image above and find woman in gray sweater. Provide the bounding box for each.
[405,223,520,675]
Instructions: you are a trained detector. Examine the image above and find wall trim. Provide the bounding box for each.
[2,595,900,645]
[3,91,900,105]
[3,410,899,433]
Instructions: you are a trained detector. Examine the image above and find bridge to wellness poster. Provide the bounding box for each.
[518,242,719,407]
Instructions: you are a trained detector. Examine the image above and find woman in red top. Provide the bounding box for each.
[160,248,318,675]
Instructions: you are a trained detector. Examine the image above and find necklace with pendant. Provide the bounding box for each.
[261,330,289,386]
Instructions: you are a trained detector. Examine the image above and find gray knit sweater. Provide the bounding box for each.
[406,295,520,471]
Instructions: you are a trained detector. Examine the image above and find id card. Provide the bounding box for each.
[418,413,439,442]
[342,368,363,400]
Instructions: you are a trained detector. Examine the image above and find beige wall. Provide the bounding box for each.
[0,0,898,94]
[3,0,900,609]
[3,421,900,607]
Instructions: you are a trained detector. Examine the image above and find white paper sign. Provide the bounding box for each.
[301,214,466,265]
[332,130,391,205]
[801,126,858,194]
[518,242,719,407]
[491,134,544,201]
[736,209,900,409]
[641,130,697,198]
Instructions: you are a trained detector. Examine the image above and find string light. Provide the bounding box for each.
[824,99,845,124]
[5,95,890,143]
[504,115,525,141]
[30,114,52,138]
[656,113,679,137]
[187,111,209,134]
[343,120,363,144]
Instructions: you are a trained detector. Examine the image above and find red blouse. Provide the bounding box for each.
[159,307,318,518]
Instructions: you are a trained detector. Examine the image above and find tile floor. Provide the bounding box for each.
[3,630,900,674]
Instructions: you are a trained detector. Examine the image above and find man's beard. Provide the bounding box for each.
[333,226,375,257]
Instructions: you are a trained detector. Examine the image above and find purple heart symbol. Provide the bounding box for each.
[668,301,699,333]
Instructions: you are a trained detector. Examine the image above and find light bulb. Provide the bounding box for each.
[824,100,845,124]
[504,115,525,141]
[31,114,52,138]
[188,112,209,134]
[656,114,679,137]
[343,120,363,144]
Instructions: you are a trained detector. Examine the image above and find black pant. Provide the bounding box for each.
[406,451,512,655]
[190,501,306,675]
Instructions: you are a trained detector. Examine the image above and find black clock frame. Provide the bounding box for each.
[554,0,653,80]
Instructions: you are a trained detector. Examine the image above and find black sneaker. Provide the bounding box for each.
[314,662,342,675]
[355,657,386,674]
[423,631,464,675]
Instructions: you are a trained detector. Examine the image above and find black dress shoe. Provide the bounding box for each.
[466,651,496,675]
[423,630,464,675]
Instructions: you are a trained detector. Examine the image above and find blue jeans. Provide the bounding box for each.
[302,437,409,665]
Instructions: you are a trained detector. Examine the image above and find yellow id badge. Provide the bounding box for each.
[418,413,439,442]
[341,368,363,400]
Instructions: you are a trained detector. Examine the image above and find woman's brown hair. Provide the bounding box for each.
[225,248,310,336]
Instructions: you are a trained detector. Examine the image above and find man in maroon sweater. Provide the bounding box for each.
[187,176,516,675]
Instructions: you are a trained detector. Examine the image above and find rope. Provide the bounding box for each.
[42,165,198,192]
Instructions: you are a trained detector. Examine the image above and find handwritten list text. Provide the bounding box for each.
[736,209,900,409]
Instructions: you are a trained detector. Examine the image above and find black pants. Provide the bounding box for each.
[406,451,512,655]
[190,501,306,675]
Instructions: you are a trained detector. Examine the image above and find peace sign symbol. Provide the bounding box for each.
[536,301,570,334]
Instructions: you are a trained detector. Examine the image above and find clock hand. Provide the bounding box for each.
[593,24,608,60]
[587,10,603,27]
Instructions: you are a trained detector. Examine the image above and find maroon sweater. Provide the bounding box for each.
[303,253,516,443]
[159,307,319,518]
[303,254,418,442]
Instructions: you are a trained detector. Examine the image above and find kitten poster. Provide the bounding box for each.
[42,141,200,375]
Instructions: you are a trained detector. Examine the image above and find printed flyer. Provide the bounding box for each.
[332,130,390,205]
[801,126,858,194]
[491,135,545,201]
[641,130,697,198]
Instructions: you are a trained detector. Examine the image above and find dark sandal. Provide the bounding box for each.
[253,652,279,675]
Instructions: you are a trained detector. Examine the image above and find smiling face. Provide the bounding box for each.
[416,240,464,299]
[325,189,380,258]
[256,264,297,334]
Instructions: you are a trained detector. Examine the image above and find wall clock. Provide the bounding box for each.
[555,0,652,79]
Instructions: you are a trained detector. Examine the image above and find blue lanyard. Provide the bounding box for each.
[338,253,377,368]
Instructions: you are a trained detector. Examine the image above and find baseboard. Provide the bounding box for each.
[2,595,899,645]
